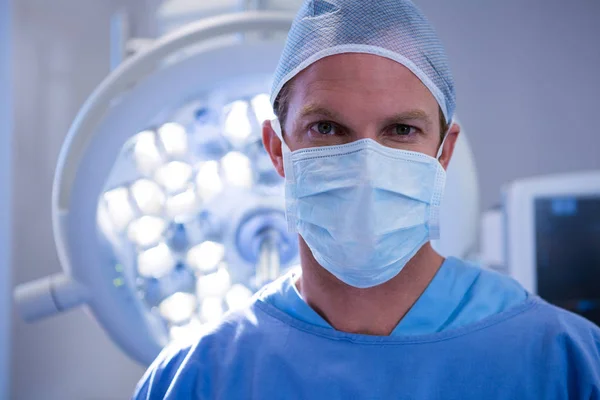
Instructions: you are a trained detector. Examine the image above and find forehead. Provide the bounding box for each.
[288,53,440,122]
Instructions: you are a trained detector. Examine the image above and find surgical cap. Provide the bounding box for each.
[270,0,456,124]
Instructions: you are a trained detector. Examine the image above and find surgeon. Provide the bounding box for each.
[133,1,600,398]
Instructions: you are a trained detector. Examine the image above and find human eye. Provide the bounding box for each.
[309,121,339,136]
[392,124,418,137]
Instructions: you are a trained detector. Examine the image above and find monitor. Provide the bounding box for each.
[503,171,600,326]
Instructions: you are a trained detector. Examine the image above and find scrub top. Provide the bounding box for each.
[133,258,600,400]
[260,257,528,335]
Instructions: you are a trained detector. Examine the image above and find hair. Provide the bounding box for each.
[273,80,449,143]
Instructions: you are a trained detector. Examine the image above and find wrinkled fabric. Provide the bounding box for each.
[260,257,528,335]
[133,286,600,399]
[270,0,456,123]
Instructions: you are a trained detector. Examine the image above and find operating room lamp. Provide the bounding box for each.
[13,10,480,366]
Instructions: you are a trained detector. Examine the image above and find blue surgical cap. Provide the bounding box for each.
[270,0,456,123]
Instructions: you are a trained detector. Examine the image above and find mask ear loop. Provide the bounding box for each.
[430,118,453,240]
[436,118,453,160]
[271,118,298,232]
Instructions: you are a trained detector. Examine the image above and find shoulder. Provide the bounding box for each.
[132,303,267,400]
[537,302,600,387]
[506,298,600,386]
[131,338,196,400]
[446,259,600,358]
[532,300,600,348]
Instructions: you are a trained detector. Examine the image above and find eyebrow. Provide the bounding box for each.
[298,104,434,128]
[384,109,434,129]
[298,104,343,120]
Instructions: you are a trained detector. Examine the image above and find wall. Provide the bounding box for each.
[415,0,600,208]
[1,0,13,398]
[10,1,152,399]
[10,0,600,399]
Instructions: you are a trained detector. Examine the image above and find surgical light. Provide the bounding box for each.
[159,292,198,324]
[134,130,164,175]
[251,93,276,123]
[200,297,225,323]
[130,179,166,215]
[165,187,198,219]
[137,242,176,279]
[97,202,113,239]
[195,161,223,202]
[224,100,253,145]
[186,241,225,272]
[225,284,254,310]
[158,122,188,156]
[12,12,303,367]
[196,268,231,298]
[169,317,203,343]
[154,161,193,193]
[221,151,253,188]
[103,187,135,231]
[127,216,167,247]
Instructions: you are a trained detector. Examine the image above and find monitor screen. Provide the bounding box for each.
[535,195,600,326]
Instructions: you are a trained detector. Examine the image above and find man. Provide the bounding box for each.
[134,1,600,398]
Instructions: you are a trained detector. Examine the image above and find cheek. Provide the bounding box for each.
[418,131,443,157]
[282,125,314,152]
[284,135,304,152]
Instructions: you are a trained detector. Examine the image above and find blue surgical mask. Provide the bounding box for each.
[272,119,446,288]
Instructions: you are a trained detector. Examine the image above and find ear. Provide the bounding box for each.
[438,123,460,171]
[262,120,285,177]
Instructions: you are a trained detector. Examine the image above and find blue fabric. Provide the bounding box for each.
[276,137,448,289]
[260,257,528,335]
[133,273,600,399]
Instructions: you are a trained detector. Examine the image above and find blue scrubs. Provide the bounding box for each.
[261,257,528,335]
[133,258,600,399]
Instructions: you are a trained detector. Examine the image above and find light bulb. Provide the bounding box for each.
[159,292,197,324]
[221,152,253,188]
[251,93,276,123]
[97,202,113,238]
[103,187,135,231]
[186,241,225,272]
[127,216,166,247]
[165,187,198,219]
[195,161,223,202]
[158,122,188,156]
[224,101,252,144]
[137,243,176,278]
[154,161,193,193]
[196,268,231,298]
[200,297,224,323]
[225,284,253,311]
[130,179,165,215]
[133,130,163,175]
[169,317,203,343]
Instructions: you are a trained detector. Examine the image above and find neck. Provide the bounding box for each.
[296,238,444,336]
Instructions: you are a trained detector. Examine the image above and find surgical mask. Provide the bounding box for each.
[272,119,447,288]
